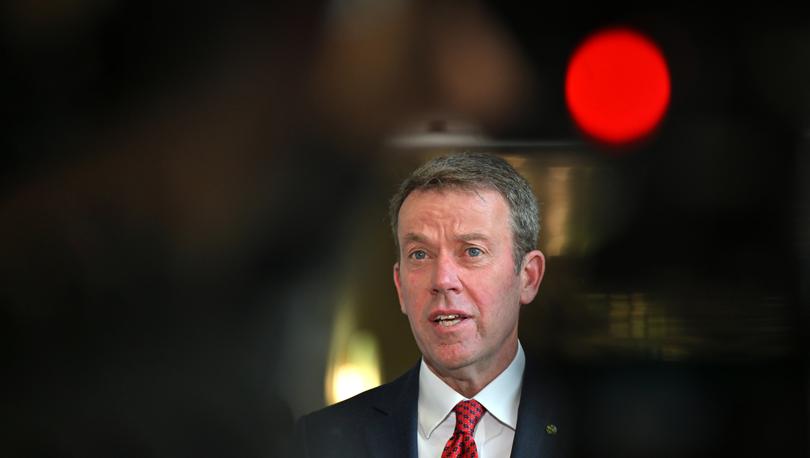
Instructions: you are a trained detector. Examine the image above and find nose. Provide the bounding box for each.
[431,252,462,294]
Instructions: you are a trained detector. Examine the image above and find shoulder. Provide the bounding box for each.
[292,365,419,457]
[301,374,404,424]
[306,363,417,417]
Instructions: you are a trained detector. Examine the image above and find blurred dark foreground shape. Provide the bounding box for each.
[2,1,809,457]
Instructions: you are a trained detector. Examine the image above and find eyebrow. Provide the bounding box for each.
[402,233,426,244]
[401,232,491,244]
[458,232,491,243]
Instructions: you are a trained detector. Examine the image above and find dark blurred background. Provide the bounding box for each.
[1,1,808,457]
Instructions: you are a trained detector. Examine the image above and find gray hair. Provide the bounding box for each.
[389,152,539,272]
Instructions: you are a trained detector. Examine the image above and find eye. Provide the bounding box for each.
[409,250,427,260]
[466,247,483,257]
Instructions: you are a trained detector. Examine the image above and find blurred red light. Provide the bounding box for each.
[565,27,671,146]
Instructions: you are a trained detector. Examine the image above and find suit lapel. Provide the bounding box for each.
[511,361,566,458]
[364,364,420,458]
[359,359,567,458]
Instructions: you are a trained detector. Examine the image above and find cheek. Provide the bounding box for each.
[399,274,427,312]
[402,269,429,293]
[478,276,522,318]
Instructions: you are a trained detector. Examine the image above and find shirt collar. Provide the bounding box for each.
[417,342,526,439]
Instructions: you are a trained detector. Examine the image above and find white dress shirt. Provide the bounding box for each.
[417,342,525,458]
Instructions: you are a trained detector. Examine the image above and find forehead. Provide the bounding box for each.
[397,188,510,235]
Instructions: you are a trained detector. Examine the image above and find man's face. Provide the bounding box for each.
[393,188,543,379]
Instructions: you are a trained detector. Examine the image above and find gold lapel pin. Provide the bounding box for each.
[545,424,558,435]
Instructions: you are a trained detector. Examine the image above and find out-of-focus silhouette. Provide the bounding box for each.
[2,1,808,457]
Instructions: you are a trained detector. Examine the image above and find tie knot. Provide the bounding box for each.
[452,400,486,435]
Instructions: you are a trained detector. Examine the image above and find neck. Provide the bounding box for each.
[426,339,519,398]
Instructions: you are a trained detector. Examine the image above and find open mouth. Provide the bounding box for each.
[432,314,468,327]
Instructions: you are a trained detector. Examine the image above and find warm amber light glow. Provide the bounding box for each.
[326,330,382,404]
[324,292,382,405]
[331,362,382,404]
[544,166,572,256]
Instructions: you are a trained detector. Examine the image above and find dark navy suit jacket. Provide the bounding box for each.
[293,360,570,458]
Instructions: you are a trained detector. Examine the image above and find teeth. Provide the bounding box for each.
[434,314,464,326]
[434,314,460,321]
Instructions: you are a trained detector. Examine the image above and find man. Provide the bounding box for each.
[294,152,567,457]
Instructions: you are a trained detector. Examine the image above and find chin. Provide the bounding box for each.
[429,348,477,372]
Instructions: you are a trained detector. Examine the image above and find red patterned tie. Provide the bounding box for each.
[441,400,486,458]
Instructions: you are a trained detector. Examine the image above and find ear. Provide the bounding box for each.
[393,262,406,314]
[519,249,545,305]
